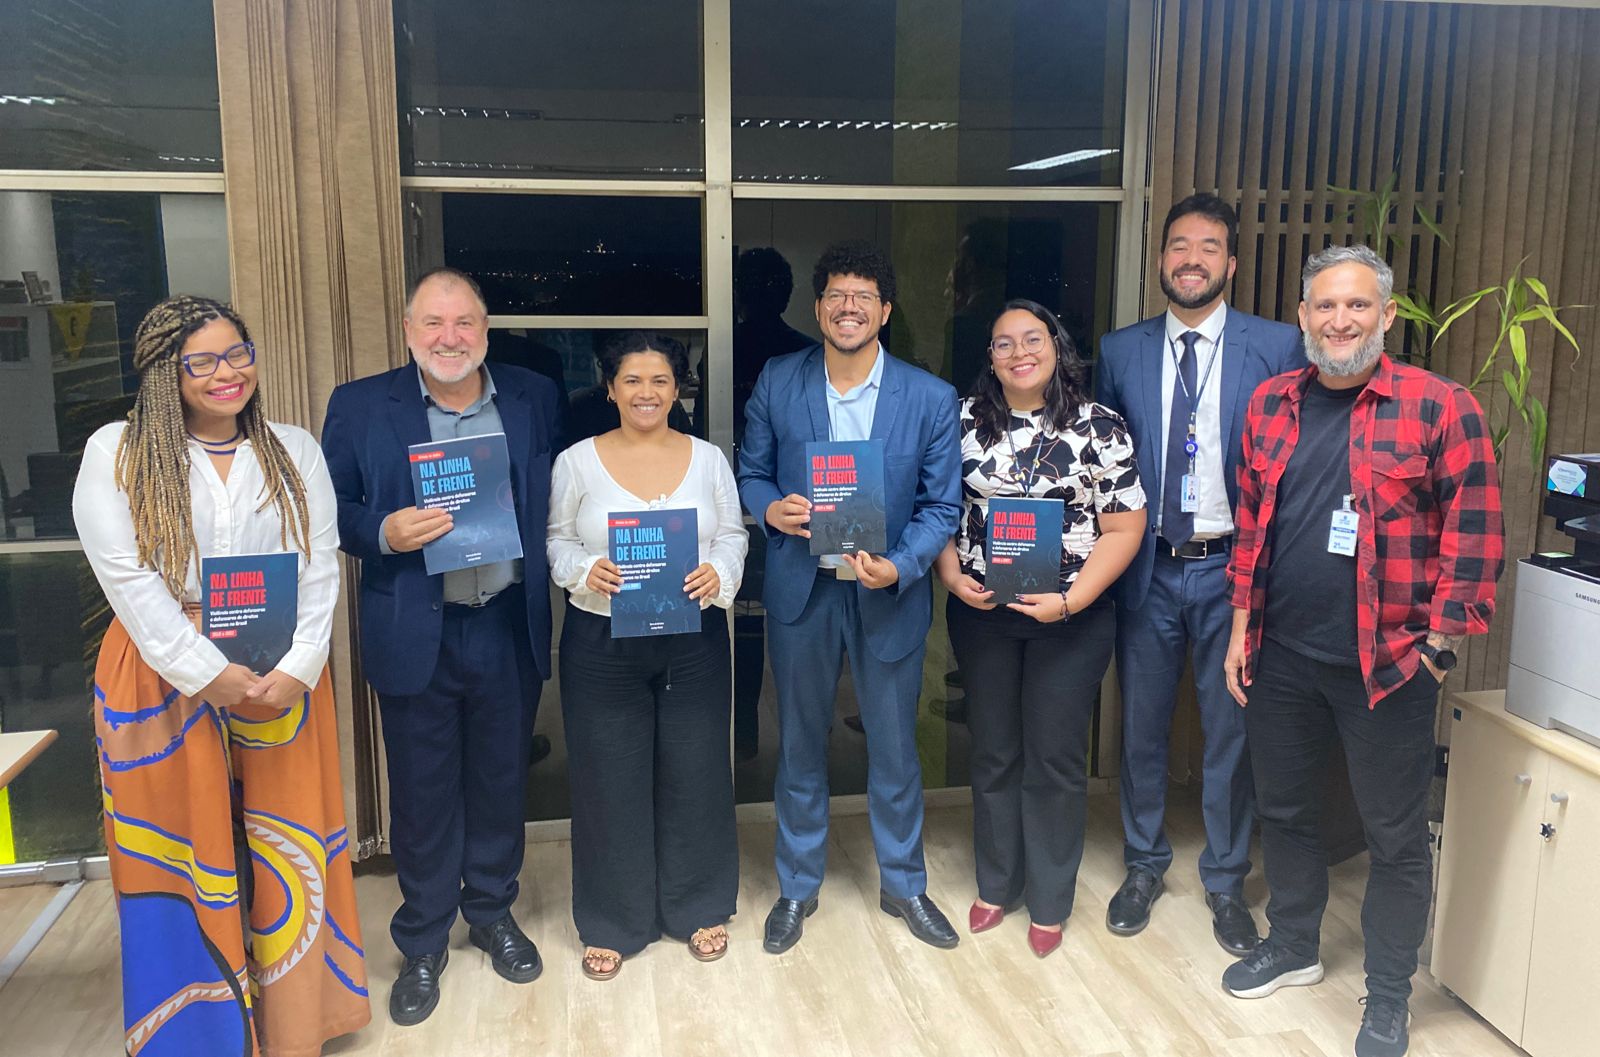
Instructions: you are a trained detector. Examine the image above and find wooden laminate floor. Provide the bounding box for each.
[0,796,1521,1057]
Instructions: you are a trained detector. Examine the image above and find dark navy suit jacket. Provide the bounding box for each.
[321,363,563,696]
[1094,309,1303,612]
[737,344,961,664]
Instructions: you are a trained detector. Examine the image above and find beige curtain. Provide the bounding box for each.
[213,0,407,856]
[1145,0,1600,697]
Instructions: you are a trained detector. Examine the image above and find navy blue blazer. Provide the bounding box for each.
[737,345,961,664]
[1094,309,1302,612]
[321,363,563,696]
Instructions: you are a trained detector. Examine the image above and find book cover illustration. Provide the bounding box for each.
[202,552,299,673]
[984,497,1065,604]
[408,432,524,576]
[609,508,702,639]
[806,439,888,556]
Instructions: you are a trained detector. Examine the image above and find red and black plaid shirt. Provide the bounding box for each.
[1227,355,1504,706]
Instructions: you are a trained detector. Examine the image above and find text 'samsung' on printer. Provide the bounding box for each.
[1507,453,1600,747]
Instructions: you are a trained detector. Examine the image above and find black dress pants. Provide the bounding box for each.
[378,590,539,957]
[1246,638,1439,1002]
[560,602,738,954]
[948,596,1115,925]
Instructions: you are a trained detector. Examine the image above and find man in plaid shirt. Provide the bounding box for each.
[1218,244,1504,1057]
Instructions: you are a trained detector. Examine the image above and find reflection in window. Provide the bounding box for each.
[395,0,703,179]
[732,0,1128,187]
[0,191,229,541]
[406,192,703,316]
[0,0,222,172]
[0,551,110,861]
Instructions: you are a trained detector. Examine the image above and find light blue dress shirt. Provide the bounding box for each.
[378,366,523,604]
[820,343,885,568]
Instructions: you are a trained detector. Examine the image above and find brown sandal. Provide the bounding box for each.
[582,947,622,981]
[688,925,728,962]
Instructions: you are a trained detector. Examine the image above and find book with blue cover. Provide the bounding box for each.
[984,497,1065,603]
[609,508,702,638]
[806,439,887,556]
[202,552,299,673]
[408,432,524,576]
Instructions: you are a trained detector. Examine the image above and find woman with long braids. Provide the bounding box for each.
[934,299,1146,958]
[72,295,369,1056]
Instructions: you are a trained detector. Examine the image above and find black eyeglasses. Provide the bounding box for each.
[181,341,256,378]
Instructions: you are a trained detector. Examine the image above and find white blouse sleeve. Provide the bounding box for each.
[704,445,750,609]
[71,426,230,697]
[546,446,605,600]
[274,431,340,687]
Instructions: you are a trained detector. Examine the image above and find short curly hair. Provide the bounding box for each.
[811,240,897,305]
[596,331,692,386]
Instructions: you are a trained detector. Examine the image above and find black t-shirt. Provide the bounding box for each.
[1263,379,1363,667]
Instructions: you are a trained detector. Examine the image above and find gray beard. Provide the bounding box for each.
[1303,328,1386,378]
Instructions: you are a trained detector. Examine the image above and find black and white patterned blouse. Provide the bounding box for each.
[956,397,1146,588]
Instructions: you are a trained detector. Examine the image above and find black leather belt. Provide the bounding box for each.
[1159,536,1232,560]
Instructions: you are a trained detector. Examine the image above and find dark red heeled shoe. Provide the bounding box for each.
[969,901,1006,934]
[1027,924,1063,958]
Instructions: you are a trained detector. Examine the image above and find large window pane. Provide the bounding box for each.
[0,191,230,541]
[729,200,1117,799]
[0,551,110,861]
[0,0,222,172]
[395,0,704,179]
[732,0,1128,187]
[407,192,703,316]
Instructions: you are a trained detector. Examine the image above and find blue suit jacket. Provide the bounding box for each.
[321,362,563,696]
[737,345,961,664]
[1094,309,1302,612]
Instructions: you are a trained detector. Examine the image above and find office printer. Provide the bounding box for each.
[1506,453,1600,747]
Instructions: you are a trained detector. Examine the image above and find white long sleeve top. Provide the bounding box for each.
[72,421,340,696]
[547,436,748,617]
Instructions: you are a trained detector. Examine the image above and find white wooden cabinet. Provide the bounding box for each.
[1432,691,1600,1056]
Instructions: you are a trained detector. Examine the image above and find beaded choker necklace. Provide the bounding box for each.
[188,428,243,455]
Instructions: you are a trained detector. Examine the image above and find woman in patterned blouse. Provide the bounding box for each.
[933,298,1147,958]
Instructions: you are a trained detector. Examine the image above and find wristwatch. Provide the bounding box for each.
[1418,641,1458,672]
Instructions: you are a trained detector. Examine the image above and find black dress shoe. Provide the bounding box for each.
[880,891,959,949]
[468,913,543,984]
[1106,868,1164,936]
[389,949,447,1027]
[529,734,553,766]
[763,896,818,954]
[1206,892,1262,956]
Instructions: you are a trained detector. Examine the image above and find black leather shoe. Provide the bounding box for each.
[1106,868,1164,936]
[880,891,959,949]
[1206,892,1263,956]
[468,914,543,984]
[763,896,818,954]
[529,734,552,766]
[389,950,447,1027]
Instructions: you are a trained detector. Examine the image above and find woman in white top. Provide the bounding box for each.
[548,332,748,981]
[71,296,369,1057]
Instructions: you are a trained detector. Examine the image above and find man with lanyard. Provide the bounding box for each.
[738,240,962,954]
[323,268,563,1025]
[1095,194,1304,954]
[1221,244,1502,1057]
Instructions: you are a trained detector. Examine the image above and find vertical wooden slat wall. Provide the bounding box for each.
[1144,0,1600,697]
[214,0,408,857]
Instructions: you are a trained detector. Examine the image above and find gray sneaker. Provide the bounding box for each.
[1221,938,1325,998]
[1355,995,1410,1057]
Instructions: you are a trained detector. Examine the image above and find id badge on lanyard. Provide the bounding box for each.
[1327,493,1359,556]
[1180,422,1200,512]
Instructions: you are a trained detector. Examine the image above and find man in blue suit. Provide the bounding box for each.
[1094,195,1303,955]
[322,268,562,1026]
[738,241,962,954]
